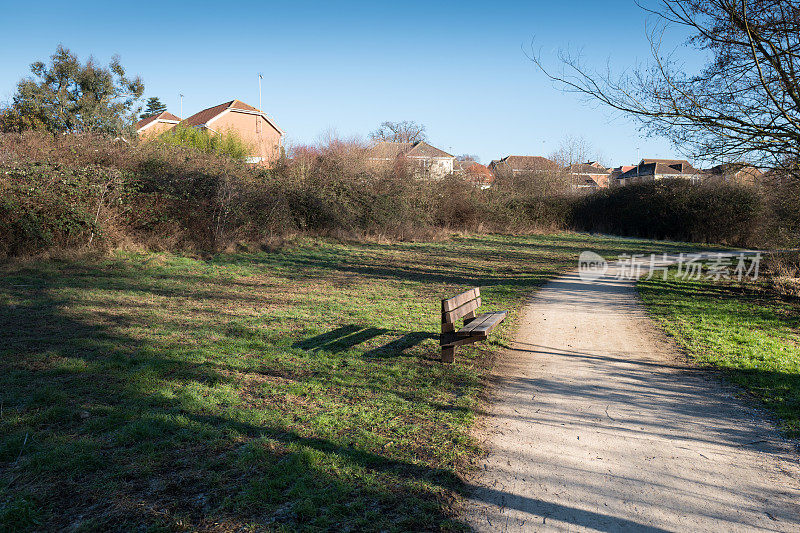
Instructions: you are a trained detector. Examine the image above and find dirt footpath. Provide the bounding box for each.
[463,266,800,532]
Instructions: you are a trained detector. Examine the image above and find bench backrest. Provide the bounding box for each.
[441,287,481,325]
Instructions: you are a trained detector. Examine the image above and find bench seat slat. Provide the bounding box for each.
[458,311,507,336]
[440,333,485,348]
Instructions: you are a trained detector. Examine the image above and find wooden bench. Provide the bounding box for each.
[440,287,507,363]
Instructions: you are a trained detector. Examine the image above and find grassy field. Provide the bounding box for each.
[638,270,800,438]
[1,233,703,531]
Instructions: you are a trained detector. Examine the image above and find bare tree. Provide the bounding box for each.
[532,0,800,178]
[370,120,427,143]
[548,135,596,167]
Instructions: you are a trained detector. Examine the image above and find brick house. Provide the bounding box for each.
[702,163,763,186]
[134,111,181,139]
[367,141,455,179]
[455,160,494,189]
[609,165,636,187]
[488,155,559,177]
[614,158,702,186]
[565,161,612,189]
[180,100,284,165]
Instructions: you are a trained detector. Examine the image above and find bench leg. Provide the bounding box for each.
[441,346,455,363]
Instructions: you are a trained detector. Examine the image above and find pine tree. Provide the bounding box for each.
[140,97,167,119]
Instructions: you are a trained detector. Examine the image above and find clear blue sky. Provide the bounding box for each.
[0,0,703,165]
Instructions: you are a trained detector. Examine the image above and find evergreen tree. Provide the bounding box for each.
[140,97,167,119]
[11,45,144,134]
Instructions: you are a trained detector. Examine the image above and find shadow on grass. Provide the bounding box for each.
[638,276,800,437]
[294,324,437,357]
[0,262,460,530]
[4,250,794,530]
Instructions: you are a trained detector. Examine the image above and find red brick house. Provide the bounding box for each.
[488,155,559,176]
[609,165,636,187]
[180,99,284,165]
[702,163,763,186]
[134,111,181,139]
[455,160,494,188]
[565,161,612,189]
[614,158,703,186]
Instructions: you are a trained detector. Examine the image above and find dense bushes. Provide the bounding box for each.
[0,162,128,257]
[572,180,767,245]
[159,126,254,159]
[0,132,797,259]
[0,133,510,256]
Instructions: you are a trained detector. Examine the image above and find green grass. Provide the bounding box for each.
[0,233,702,531]
[638,269,800,438]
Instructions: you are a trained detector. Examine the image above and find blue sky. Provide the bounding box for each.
[0,0,703,165]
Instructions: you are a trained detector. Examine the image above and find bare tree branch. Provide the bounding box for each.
[531,0,800,178]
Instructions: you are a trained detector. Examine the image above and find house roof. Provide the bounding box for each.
[135,111,181,131]
[640,158,700,173]
[179,99,284,135]
[641,158,692,166]
[494,155,559,172]
[368,141,414,159]
[566,162,611,175]
[367,141,454,160]
[406,141,453,159]
[466,162,494,185]
[617,159,702,180]
[703,162,762,177]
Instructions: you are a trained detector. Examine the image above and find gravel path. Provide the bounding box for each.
[463,264,800,532]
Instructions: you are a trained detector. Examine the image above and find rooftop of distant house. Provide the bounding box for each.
[134,111,181,131]
[566,161,611,174]
[179,99,284,134]
[367,141,454,160]
[490,155,559,172]
[616,158,702,179]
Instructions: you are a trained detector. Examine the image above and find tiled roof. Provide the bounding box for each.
[463,162,494,185]
[640,158,700,173]
[566,162,611,174]
[367,141,453,160]
[230,100,260,113]
[181,101,234,127]
[180,100,283,134]
[406,141,453,159]
[135,111,181,131]
[703,162,761,176]
[367,141,414,159]
[641,158,691,166]
[494,155,559,172]
[617,160,702,180]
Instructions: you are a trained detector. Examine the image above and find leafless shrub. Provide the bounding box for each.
[3,131,797,263]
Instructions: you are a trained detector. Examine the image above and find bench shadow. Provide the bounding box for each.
[293,324,437,357]
[362,331,438,358]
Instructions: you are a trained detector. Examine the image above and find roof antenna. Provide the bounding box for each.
[179,94,184,120]
[258,73,263,111]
